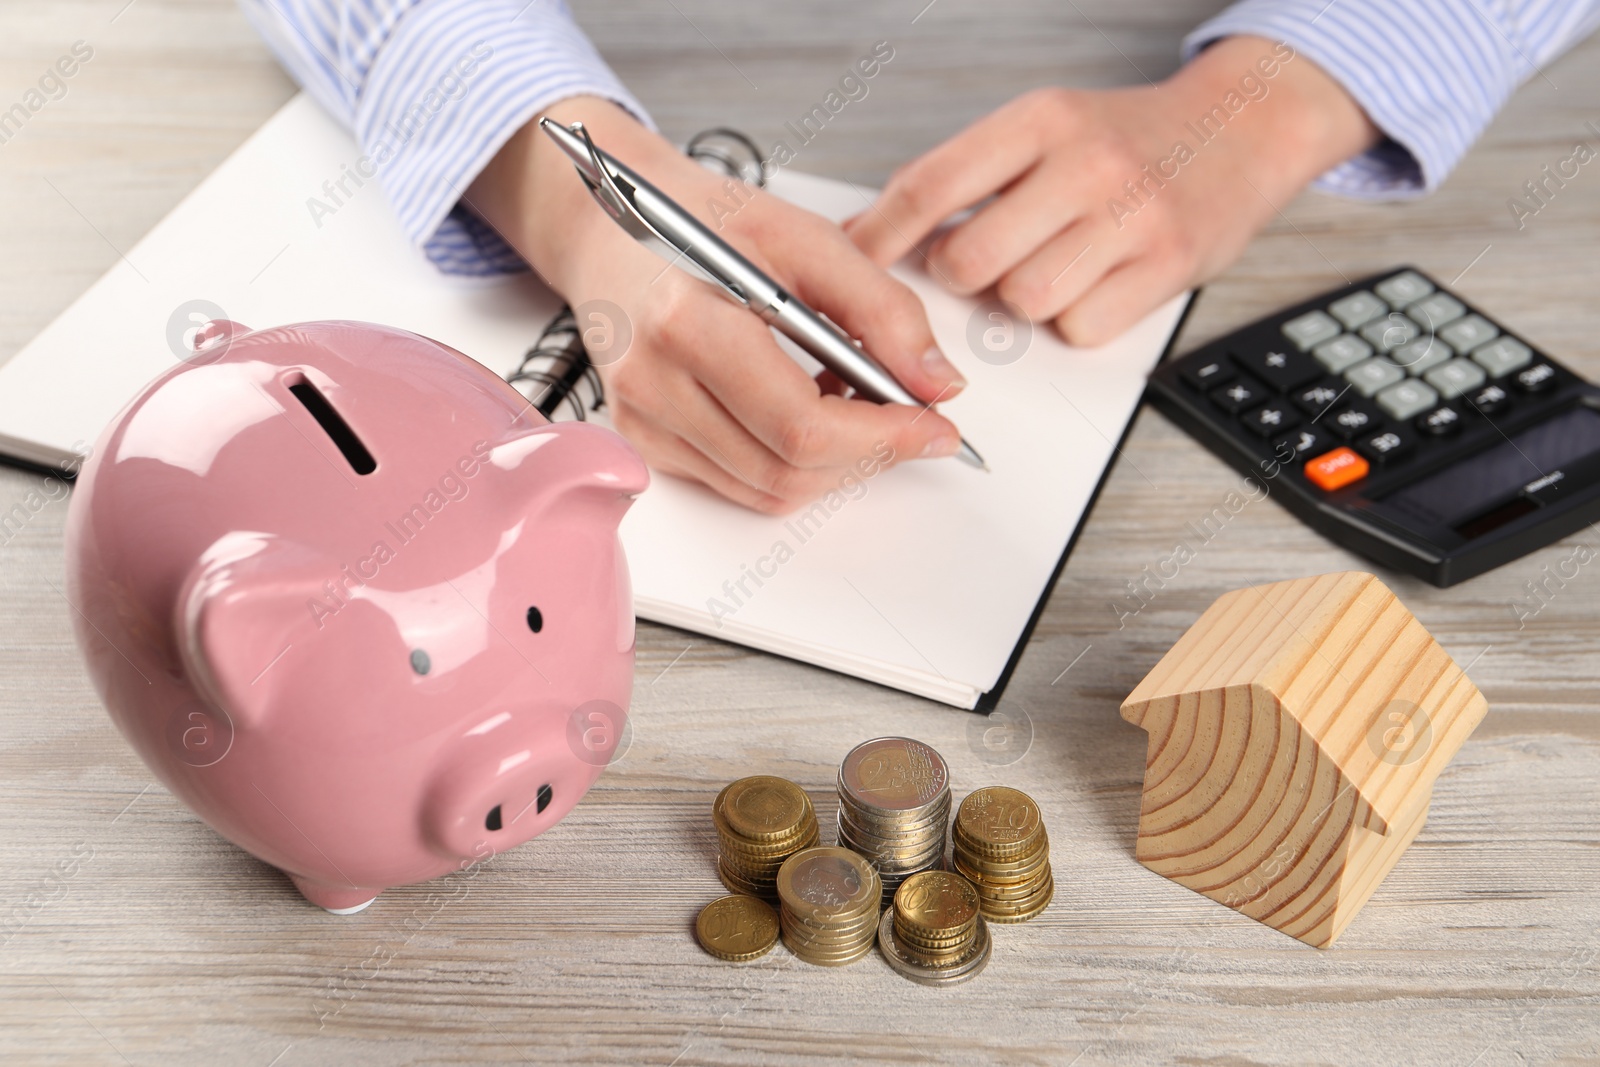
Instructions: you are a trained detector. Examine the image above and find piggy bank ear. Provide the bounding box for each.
[486,421,649,515]
[175,532,333,730]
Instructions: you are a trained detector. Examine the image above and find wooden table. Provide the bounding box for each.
[2,1,1596,1063]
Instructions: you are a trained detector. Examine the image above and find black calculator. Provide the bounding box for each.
[1147,267,1600,586]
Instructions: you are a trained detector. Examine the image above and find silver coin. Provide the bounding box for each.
[836,802,950,838]
[837,737,950,812]
[839,795,950,827]
[838,835,946,864]
[838,787,950,823]
[836,812,948,849]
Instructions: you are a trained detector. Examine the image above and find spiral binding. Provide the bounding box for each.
[506,127,769,421]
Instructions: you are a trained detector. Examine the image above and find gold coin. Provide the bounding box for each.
[894,920,978,954]
[718,876,775,903]
[780,908,883,940]
[776,847,881,924]
[953,859,1050,891]
[955,787,1043,854]
[896,940,974,967]
[786,944,875,967]
[717,821,819,859]
[719,776,814,842]
[955,858,1049,890]
[893,870,979,934]
[695,894,780,962]
[977,872,1054,923]
[953,838,1049,873]
[837,737,949,813]
[952,832,1047,871]
[878,910,991,986]
[780,908,883,934]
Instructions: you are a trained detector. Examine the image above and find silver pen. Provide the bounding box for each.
[538,118,987,472]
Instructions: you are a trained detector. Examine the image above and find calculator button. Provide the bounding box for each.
[1357,427,1415,465]
[1439,314,1498,354]
[1328,290,1388,330]
[1469,337,1533,378]
[1514,362,1559,392]
[1181,357,1235,390]
[1282,310,1342,351]
[1344,358,1406,397]
[1390,337,1454,376]
[1292,378,1350,416]
[1304,447,1370,491]
[1375,270,1435,308]
[1312,334,1374,374]
[1376,379,1440,420]
[1465,383,1511,416]
[1240,402,1302,437]
[1415,404,1463,436]
[1271,426,1332,463]
[1407,293,1466,331]
[1210,376,1268,414]
[1232,348,1322,392]
[1423,358,1487,399]
[1326,404,1380,440]
[1360,314,1420,352]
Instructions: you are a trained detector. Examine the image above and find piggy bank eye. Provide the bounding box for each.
[526,606,543,633]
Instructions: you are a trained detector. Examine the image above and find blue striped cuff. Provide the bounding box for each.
[358,0,652,274]
[1183,0,1524,200]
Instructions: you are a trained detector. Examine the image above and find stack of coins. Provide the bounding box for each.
[834,737,951,901]
[775,846,882,965]
[877,870,991,986]
[714,776,820,901]
[951,786,1053,923]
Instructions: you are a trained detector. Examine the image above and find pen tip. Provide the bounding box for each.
[955,440,988,472]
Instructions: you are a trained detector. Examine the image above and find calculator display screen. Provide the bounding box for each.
[1382,405,1600,527]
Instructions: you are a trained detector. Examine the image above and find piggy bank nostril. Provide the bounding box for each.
[537,784,553,814]
[526,606,543,633]
[485,804,503,832]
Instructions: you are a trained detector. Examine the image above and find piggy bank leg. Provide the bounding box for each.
[290,874,379,914]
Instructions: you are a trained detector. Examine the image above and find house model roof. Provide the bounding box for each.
[1120,571,1487,836]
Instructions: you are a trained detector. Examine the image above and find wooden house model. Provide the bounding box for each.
[1119,571,1488,947]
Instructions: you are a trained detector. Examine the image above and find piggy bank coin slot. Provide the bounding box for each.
[287,377,377,475]
[526,606,544,633]
[537,784,553,814]
[486,804,503,831]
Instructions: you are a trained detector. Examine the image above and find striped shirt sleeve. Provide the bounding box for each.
[238,0,652,275]
[1184,0,1600,199]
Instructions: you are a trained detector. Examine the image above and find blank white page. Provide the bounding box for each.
[623,168,1187,705]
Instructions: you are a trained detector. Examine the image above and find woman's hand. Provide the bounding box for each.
[846,36,1380,347]
[469,97,969,514]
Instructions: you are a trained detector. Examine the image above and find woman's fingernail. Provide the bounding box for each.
[921,346,967,392]
[919,433,960,459]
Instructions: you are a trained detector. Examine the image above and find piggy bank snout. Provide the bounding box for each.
[422,732,581,861]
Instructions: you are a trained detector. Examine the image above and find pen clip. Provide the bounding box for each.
[569,122,743,300]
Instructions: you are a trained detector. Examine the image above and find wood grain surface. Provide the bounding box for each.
[1,1,1597,1064]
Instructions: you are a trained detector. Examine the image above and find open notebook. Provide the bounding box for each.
[0,94,1190,708]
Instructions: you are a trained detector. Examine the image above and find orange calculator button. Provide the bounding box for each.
[1304,447,1369,491]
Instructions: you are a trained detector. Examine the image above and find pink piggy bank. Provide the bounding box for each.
[65,320,647,912]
